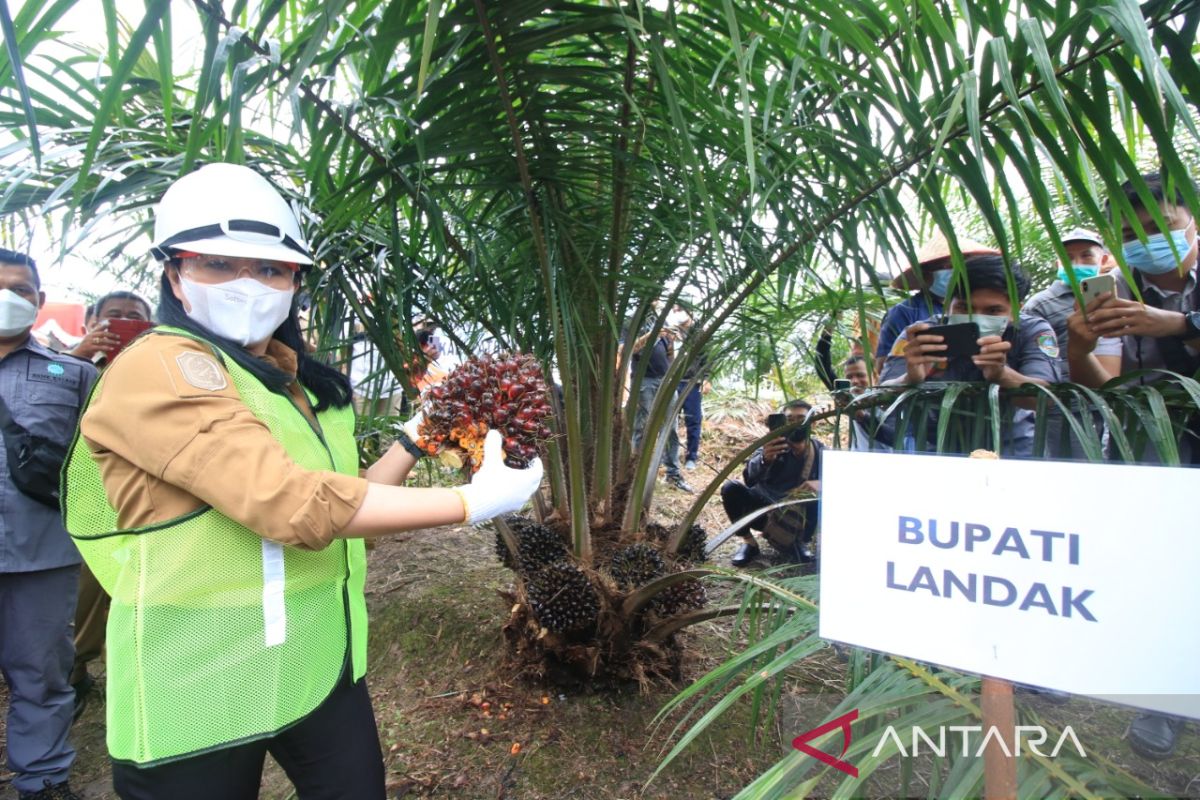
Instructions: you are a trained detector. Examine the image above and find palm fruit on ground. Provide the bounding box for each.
[418,353,553,470]
[526,560,600,634]
[607,543,665,590]
[651,576,707,617]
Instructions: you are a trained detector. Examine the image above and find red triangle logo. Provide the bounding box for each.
[792,709,859,778]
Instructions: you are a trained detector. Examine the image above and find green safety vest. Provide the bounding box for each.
[63,328,368,765]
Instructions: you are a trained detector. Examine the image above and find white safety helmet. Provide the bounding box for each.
[151,162,313,266]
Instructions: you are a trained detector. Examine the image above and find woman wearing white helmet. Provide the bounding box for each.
[61,163,541,799]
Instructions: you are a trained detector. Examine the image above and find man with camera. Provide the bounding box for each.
[879,254,1060,457]
[0,250,96,800]
[720,399,824,567]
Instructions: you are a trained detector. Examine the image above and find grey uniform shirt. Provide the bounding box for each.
[0,338,97,572]
[1092,269,1199,383]
[1022,281,1075,376]
[880,314,1061,457]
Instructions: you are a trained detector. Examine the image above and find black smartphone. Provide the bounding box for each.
[920,321,981,359]
[833,378,852,391]
[766,413,787,431]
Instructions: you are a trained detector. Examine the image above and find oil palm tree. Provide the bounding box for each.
[2,0,1197,684]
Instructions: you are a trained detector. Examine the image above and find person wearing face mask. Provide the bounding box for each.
[875,233,1001,374]
[1068,172,1200,396]
[0,249,97,800]
[1021,229,1114,459]
[1065,172,1198,761]
[61,163,542,800]
[880,254,1060,457]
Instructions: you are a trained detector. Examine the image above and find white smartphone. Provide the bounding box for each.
[1079,273,1116,307]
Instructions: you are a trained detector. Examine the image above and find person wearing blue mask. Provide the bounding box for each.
[1068,172,1200,396]
[875,233,1000,373]
[1066,171,1198,761]
[880,254,1060,457]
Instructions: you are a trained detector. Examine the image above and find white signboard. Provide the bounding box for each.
[819,450,1200,720]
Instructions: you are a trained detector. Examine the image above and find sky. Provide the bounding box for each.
[11,0,206,306]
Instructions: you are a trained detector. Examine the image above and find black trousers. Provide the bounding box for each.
[720,481,818,542]
[111,672,385,800]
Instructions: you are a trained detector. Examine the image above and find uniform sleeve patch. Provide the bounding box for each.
[1036,332,1060,358]
[888,336,909,357]
[175,352,228,391]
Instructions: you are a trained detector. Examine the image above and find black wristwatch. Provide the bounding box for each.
[1183,310,1200,340]
[393,429,426,459]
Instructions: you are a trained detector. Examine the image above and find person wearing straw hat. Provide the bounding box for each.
[875,232,1000,372]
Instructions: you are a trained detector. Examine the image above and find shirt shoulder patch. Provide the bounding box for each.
[888,335,909,357]
[1036,332,1060,358]
[175,352,228,391]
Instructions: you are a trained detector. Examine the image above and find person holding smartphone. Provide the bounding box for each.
[61,163,542,799]
[61,289,154,720]
[720,399,824,567]
[879,254,1060,456]
[67,291,153,366]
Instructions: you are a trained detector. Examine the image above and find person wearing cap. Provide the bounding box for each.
[1022,228,1113,377]
[875,233,1000,372]
[1019,228,1112,459]
[61,163,543,799]
[879,254,1060,457]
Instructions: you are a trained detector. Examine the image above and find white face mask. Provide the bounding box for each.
[0,289,39,337]
[179,277,294,347]
[946,313,1010,338]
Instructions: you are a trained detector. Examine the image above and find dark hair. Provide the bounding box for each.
[844,355,866,369]
[783,398,812,412]
[0,249,40,289]
[948,254,1031,303]
[157,268,351,412]
[1106,171,1199,215]
[91,290,153,322]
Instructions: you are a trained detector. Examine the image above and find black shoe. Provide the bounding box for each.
[19,779,81,800]
[730,541,760,567]
[666,473,694,493]
[72,673,94,722]
[1128,712,1184,760]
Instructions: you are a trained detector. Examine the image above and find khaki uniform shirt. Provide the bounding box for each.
[81,333,367,550]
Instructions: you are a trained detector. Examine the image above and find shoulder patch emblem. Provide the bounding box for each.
[175,352,228,391]
[888,336,908,357]
[1036,332,1060,359]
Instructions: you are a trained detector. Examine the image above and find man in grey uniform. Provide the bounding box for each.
[1021,228,1112,457]
[0,250,95,800]
[880,254,1060,457]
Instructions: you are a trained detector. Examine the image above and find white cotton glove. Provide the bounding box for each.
[400,408,425,443]
[453,429,544,525]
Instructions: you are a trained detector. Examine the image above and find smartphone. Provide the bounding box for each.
[766,413,787,431]
[105,318,153,357]
[920,321,981,359]
[833,378,852,391]
[1079,273,1116,307]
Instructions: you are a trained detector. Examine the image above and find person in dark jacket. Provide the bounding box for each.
[721,399,823,567]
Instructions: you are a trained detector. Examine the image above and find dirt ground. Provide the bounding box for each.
[2,408,1198,798]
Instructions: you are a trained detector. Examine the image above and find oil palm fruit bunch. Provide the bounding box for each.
[677,524,708,564]
[608,543,665,590]
[651,575,707,617]
[525,561,600,634]
[494,515,568,574]
[419,353,553,470]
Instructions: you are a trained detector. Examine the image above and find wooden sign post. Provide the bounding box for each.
[970,450,1016,800]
